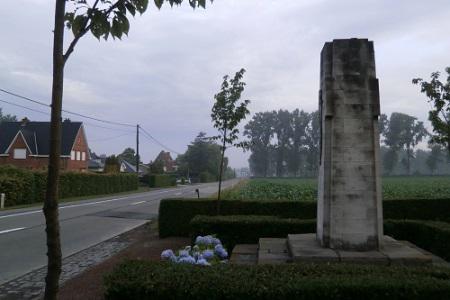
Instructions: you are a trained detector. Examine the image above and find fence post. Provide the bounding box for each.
[0,193,5,209]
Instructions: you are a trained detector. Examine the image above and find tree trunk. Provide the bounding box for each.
[44,1,66,299]
[217,129,227,215]
[406,146,411,175]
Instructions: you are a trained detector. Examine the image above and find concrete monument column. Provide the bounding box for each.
[317,38,383,251]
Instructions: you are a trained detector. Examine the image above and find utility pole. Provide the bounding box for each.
[136,124,140,175]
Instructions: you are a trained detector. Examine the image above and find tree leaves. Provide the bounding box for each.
[64,0,212,43]
[413,67,450,154]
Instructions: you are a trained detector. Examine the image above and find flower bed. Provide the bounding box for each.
[161,235,228,266]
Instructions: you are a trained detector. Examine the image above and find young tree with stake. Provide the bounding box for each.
[211,68,250,214]
[46,1,210,299]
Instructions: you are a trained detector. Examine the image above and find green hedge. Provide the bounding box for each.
[104,261,450,300]
[147,174,176,188]
[189,215,450,261]
[385,220,450,261]
[159,199,316,237]
[0,165,138,207]
[159,198,450,237]
[190,215,315,250]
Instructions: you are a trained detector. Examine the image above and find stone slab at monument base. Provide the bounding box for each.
[287,234,432,265]
[231,235,449,267]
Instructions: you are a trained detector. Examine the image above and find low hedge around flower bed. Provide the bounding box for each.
[189,215,450,261]
[190,215,315,250]
[385,220,450,261]
[159,198,450,237]
[104,260,450,300]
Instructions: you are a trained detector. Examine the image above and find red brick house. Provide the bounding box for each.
[153,150,177,173]
[0,119,89,171]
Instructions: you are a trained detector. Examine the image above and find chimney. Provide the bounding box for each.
[20,117,29,126]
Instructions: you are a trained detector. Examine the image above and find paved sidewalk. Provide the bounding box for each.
[0,223,147,300]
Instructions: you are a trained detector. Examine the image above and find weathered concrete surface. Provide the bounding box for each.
[317,38,383,250]
[230,244,258,265]
[288,234,432,265]
[258,238,290,264]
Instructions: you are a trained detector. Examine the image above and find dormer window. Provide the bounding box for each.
[14,148,26,159]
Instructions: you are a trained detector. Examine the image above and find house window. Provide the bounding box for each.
[76,151,81,161]
[71,151,76,160]
[13,148,26,159]
[81,152,86,161]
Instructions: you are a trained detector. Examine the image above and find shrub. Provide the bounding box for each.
[384,220,450,261]
[147,174,176,188]
[158,199,316,237]
[190,215,315,250]
[199,171,215,183]
[0,165,36,205]
[159,198,450,237]
[104,261,450,300]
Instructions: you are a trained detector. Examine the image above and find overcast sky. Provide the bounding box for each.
[1,0,449,168]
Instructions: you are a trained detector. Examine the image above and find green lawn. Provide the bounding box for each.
[221,176,450,201]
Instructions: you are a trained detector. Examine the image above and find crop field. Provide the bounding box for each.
[222,176,450,201]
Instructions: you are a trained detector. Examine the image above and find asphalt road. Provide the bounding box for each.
[0,179,239,284]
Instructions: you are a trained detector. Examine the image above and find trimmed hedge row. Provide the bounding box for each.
[190,215,315,250]
[385,220,450,261]
[104,261,450,300]
[189,215,450,261]
[0,165,138,207]
[159,198,450,237]
[147,174,176,188]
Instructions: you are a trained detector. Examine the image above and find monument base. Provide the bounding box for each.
[288,234,431,265]
[230,235,448,266]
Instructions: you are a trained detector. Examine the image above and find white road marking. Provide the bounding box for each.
[131,201,146,205]
[0,183,221,220]
[0,227,26,235]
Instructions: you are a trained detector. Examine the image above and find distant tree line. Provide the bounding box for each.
[244,109,450,177]
[176,132,236,183]
[244,109,320,177]
[380,112,450,176]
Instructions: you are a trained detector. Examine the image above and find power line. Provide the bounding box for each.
[0,97,134,133]
[0,87,135,128]
[0,98,50,116]
[0,87,181,155]
[140,126,181,155]
[90,132,131,142]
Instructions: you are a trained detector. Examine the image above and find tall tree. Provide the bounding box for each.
[273,109,291,177]
[118,147,138,164]
[0,108,17,123]
[304,110,320,176]
[211,68,250,212]
[176,132,225,181]
[244,112,274,177]
[426,144,444,175]
[413,67,450,155]
[287,109,310,176]
[382,112,428,175]
[46,1,210,298]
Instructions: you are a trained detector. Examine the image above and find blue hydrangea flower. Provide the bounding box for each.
[211,237,222,246]
[178,255,196,264]
[214,244,228,259]
[196,258,211,266]
[202,249,215,260]
[195,236,206,245]
[161,249,175,261]
[179,250,190,257]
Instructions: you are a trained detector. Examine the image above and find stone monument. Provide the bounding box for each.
[230,39,436,265]
[317,38,383,251]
